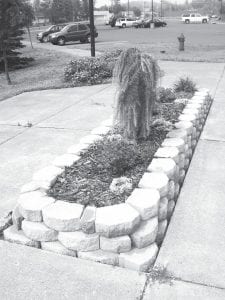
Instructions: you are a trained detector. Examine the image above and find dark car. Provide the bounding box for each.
[49,22,98,45]
[143,18,167,28]
[37,24,67,43]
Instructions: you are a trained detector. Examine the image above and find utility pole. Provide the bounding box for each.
[161,0,163,18]
[151,0,154,22]
[128,0,130,17]
[89,0,95,57]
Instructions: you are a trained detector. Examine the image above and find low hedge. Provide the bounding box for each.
[64,49,122,86]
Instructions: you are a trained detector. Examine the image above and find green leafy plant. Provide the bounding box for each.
[173,77,198,94]
[113,48,160,141]
[157,87,176,103]
[64,49,122,85]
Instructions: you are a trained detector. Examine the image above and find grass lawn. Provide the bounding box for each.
[0,46,74,102]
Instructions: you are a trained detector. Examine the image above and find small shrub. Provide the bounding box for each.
[97,139,142,177]
[173,77,198,94]
[64,49,122,85]
[157,87,176,103]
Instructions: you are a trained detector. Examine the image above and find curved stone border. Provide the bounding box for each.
[3,89,212,272]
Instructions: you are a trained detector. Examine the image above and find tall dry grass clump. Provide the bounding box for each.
[113,48,160,141]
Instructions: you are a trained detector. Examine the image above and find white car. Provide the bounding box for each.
[182,13,209,24]
[115,17,136,28]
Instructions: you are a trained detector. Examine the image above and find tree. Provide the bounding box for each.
[0,0,25,84]
[71,0,82,21]
[21,0,35,48]
[64,0,73,22]
[113,48,160,141]
[40,0,52,23]
[51,0,74,23]
[81,0,89,20]
[132,6,141,17]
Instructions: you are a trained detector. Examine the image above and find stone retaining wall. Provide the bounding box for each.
[3,89,212,272]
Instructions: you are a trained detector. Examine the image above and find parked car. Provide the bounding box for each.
[132,18,145,28]
[109,16,117,27]
[115,17,136,28]
[140,18,167,28]
[37,24,67,43]
[181,13,209,24]
[49,22,98,46]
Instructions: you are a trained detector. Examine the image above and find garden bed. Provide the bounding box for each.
[48,102,184,207]
[2,88,212,272]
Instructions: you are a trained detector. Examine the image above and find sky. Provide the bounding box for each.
[95,0,187,8]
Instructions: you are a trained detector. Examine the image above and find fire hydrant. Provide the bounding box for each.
[178,33,185,51]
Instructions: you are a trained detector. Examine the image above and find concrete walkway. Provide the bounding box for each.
[1,61,225,299]
[144,63,225,297]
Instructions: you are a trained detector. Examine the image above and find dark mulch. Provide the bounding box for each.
[48,102,184,207]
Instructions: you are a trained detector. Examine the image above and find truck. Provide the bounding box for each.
[181,13,209,24]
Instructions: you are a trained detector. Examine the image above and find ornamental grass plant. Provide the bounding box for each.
[113,48,160,141]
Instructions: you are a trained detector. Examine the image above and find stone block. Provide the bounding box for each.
[188,148,193,159]
[174,165,180,183]
[179,153,186,170]
[53,154,80,169]
[167,180,175,200]
[0,213,12,234]
[80,206,96,234]
[178,114,197,124]
[167,129,188,143]
[4,225,40,248]
[67,143,89,155]
[156,219,168,244]
[12,205,24,230]
[192,140,197,149]
[174,121,193,135]
[78,249,118,266]
[179,169,186,184]
[22,220,58,242]
[20,181,49,193]
[167,200,176,219]
[174,183,180,198]
[162,138,185,153]
[95,203,140,238]
[32,166,63,186]
[18,192,55,222]
[126,188,160,220]
[158,197,168,221]
[119,243,158,272]
[147,158,176,179]
[58,231,99,251]
[100,235,131,253]
[131,217,158,249]
[41,241,77,257]
[42,201,84,232]
[138,172,169,198]
[182,108,200,118]
[192,127,197,139]
[184,144,189,155]
[184,158,190,170]
[91,126,110,135]
[154,147,179,164]
[79,134,102,145]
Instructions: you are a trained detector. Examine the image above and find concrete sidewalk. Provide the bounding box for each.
[1,61,225,299]
[144,64,225,297]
